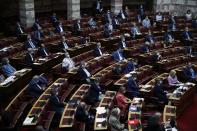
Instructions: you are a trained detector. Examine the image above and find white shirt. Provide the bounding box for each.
[59,26,63,33]
[121,13,126,19]
[117,52,123,61]
[62,58,75,70]
[186,13,192,20]
[156,15,163,21]
[83,68,91,77]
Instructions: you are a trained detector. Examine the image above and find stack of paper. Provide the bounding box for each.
[96,107,106,114]
[23,116,34,125]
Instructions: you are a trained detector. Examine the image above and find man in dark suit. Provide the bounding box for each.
[95,0,103,14]
[112,48,125,61]
[93,42,103,57]
[168,14,176,31]
[119,34,127,49]
[182,27,193,56]
[51,13,59,26]
[25,48,35,66]
[140,41,150,53]
[77,61,91,81]
[25,35,37,49]
[31,29,43,43]
[104,22,113,38]
[183,62,197,82]
[75,102,94,124]
[1,58,16,77]
[112,16,120,29]
[164,29,174,47]
[27,75,48,98]
[192,17,197,29]
[124,60,138,74]
[127,75,140,97]
[151,52,162,63]
[118,9,126,22]
[145,30,155,45]
[49,88,66,114]
[33,19,42,31]
[59,36,69,50]
[138,5,144,18]
[153,78,168,104]
[74,19,82,31]
[85,77,103,104]
[136,14,142,23]
[15,22,25,38]
[55,22,64,34]
[38,44,49,58]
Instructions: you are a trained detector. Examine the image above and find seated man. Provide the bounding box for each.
[168,15,176,31]
[145,30,155,45]
[168,70,181,87]
[127,75,140,97]
[25,48,35,66]
[59,36,69,50]
[104,10,112,23]
[155,12,163,28]
[118,9,126,22]
[112,16,120,29]
[15,22,25,38]
[38,44,49,58]
[1,58,16,77]
[104,21,113,38]
[151,52,162,64]
[31,29,43,43]
[138,5,144,18]
[112,48,125,62]
[142,16,151,28]
[164,29,174,47]
[109,107,128,131]
[74,19,82,31]
[75,102,94,124]
[115,86,131,116]
[192,17,197,29]
[95,0,103,14]
[131,22,141,38]
[88,18,97,28]
[25,35,37,49]
[85,77,103,104]
[93,42,103,57]
[136,14,142,23]
[140,41,150,53]
[182,27,193,56]
[77,61,91,81]
[124,60,138,74]
[183,62,197,82]
[49,88,66,114]
[62,52,75,71]
[55,22,64,34]
[27,75,48,98]
[33,19,42,31]
[119,34,127,49]
[51,13,59,26]
[153,78,168,104]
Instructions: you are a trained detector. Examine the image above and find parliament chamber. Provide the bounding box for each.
[1,0,197,131]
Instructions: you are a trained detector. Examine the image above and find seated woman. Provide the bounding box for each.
[153,78,168,104]
[115,86,131,116]
[109,107,128,131]
[167,70,181,87]
[62,52,75,72]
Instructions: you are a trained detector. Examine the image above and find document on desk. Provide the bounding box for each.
[23,116,34,125]
[96,118,106,122]
[96,107,106,114]
[0,76,16,86]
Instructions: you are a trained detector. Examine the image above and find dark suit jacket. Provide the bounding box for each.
[75,106,89,122]
[127,77,139,97]
[153,84,168,103]
[182,31,193,40]
[16,26,24,37]
[73,23,81,31]
[86,82,102,103]
[77,67,91,80]
[184,66,197,81]
[112,18,120,29]
[145,35,155,43]
[124,61,136,74]
[49,95,65,113]
[25,53,34,66]
[119,41,126,49]
[24,40,37,49]
[168,23,176,31]
[93,47,102,57]
[112,50,124,61]
[59,41,69,49]
[55,26,64,33]
[38,47,49,58]
[140,45,149,53]
[28,76,47,97]
[192,20,197,28]
[164,32,174,42]
[33,22,41,31]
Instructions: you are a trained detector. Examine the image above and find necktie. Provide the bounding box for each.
[43,49,48,56]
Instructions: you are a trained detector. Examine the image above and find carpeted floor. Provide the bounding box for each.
[177,94,197,131]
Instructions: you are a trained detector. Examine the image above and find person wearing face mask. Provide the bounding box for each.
[127,75,140,97]
[115,86,131,116]
[153,78,168,104]
[152,52,162,63]
[112,48,126,62]
[119,34,127,49]
[183,62,197,83]
[145,30,155,45]
[192,16,197,29]
[93,42,103,57]
[77,61,91,82]
[164,29,174,47]
[25,48,35,67]
[49,88,66,114]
